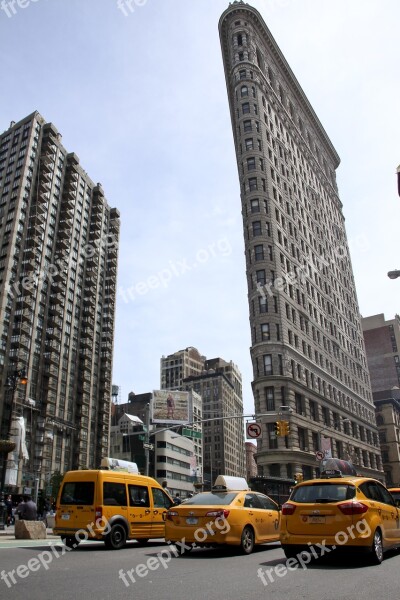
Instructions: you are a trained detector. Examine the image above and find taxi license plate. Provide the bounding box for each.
[186,517,198,525]
[308,516,325,524]
[61,514,70,520]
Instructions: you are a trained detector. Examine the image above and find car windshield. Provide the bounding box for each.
[181,492,238,505]
[290,484,355,503]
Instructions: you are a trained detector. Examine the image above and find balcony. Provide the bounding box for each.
[46,327,61,340]
[43,351,57,365]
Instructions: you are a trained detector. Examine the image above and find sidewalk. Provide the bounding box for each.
[0,524,60,541]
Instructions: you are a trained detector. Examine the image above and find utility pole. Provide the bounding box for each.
[144,403,150,476]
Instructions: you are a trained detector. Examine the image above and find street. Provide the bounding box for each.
[0,538,399,599]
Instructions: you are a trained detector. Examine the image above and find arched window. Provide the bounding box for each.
[241,85,248,97]
[237,33,243,46]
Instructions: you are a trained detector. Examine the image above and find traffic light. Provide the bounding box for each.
[294,472,303,484]
[275,421,282,436]
[281,421,290,436]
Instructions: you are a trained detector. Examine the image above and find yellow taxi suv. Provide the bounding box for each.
[389,488,400,504]
[164,476,280,555]
[280,472,400,565]
[54,465,173,549]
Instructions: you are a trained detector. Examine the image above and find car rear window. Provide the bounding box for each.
[60,481,95,505]
[390,491,400,502]
[182,492,238,505]
[290,484,355,503]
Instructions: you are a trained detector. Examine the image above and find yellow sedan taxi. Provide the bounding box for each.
[389,488,400,504]
[280,470,400,565]
[165,476,280,554]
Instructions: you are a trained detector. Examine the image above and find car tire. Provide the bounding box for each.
[369,529,383,565]
[240,526,255,555]
[104,524,127,550]
[61,536,79,549]
[135,538,149,546]
[282,545,298,559]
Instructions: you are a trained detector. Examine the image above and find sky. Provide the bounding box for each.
[1,0,400,417]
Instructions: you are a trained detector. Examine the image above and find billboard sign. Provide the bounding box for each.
[152,390,190,424]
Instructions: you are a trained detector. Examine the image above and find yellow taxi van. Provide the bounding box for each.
[54,462,174,549]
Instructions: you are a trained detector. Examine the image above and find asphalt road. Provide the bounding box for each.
[0,538,399,600]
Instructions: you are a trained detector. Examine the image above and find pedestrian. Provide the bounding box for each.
[161,481,170,495]
[5,495,13,526]
[16,495,37,521]
[173,493,181,505]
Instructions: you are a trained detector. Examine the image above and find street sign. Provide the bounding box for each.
[247,422,262,439]
[143,443,154,450]
[315,450,325,461]
[182,427,202,439]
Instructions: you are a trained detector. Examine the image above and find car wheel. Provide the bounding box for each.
[104,524,127,550]
[282,545,298,559]
[240,526,255,555]
[61,536,79,549]
[135,538,149,546]
[369,529,383,565]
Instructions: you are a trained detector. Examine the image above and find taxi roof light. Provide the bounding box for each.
[213,475,250,492]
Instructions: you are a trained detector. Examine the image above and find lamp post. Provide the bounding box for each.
[0,367,28,528]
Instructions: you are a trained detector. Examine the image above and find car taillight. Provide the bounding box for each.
[338,501,368,515]
[166,511,179,521]
[205,510,230,518]
[282,503,296,515]
[95,506,103,520]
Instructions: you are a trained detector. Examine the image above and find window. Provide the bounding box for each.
[239,69,246,80]
[254,244,264,260]
[266,387,274,410]
[247,157,256,170]
[251,198,260,213]
[245,138,254,150]
[60,481,94,505]
[243,120,252,132]
[103,482,127,506]
[241,85,248,97]
[261,323,270,340]
[263,354,272,375]
[252,221,262,236]
[248,177,257,191]
[259,296,268,313]
[242,102,250,114]
[129,484,149,507]
[256,269,266,285]
[152,488,173,509]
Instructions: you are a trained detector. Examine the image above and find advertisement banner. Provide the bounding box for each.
[152,390,190,424]
[321,435,332,459]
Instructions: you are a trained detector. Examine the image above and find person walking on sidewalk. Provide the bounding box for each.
[5,495,13,526]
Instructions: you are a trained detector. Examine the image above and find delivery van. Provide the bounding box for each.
[54,468,173,549]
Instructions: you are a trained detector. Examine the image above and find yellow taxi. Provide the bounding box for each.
[280,468,400,565]
[389,487,400,504]
[164,475,280,554]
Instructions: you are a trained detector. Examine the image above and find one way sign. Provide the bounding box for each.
[246,422,262,439]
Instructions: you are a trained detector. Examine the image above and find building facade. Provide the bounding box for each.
[245,441,257,481]
[0,112,119,493]
[219,2,382,481]
[362,314,400,485]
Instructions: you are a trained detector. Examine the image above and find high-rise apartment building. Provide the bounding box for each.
[0,112,119,492]
[362,314,400,485]
[219,2,382,480]
[161,348,246,481]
